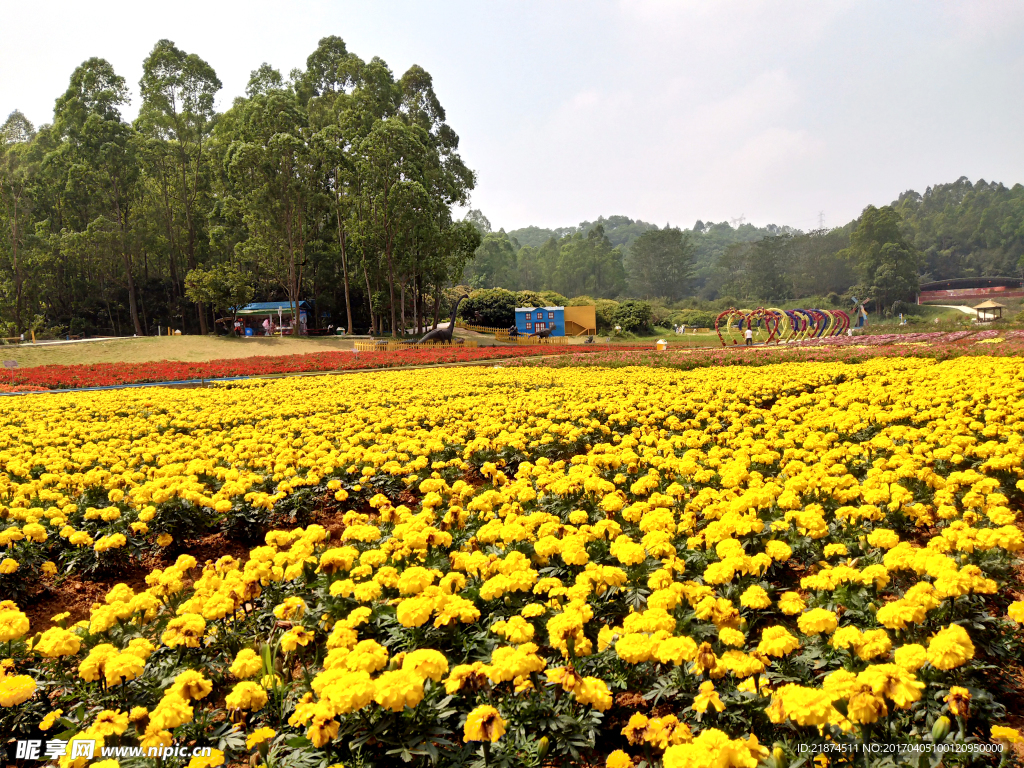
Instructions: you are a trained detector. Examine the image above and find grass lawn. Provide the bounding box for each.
[0,335,358,368]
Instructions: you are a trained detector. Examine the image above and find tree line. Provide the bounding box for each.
[4,44,1022,342]
[0,36,479,338]
[463,176,1024,313]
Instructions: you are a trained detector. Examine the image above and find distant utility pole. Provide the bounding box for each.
[818,211,825,229]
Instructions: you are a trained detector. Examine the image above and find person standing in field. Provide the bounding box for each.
[745,327,753,346]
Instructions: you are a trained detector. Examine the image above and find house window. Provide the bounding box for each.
[536,322,546,330]
[548,312,554,319]
[536,312,543,320]
[525,322,532,330]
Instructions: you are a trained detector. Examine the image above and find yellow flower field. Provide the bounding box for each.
[1,357,1024,767]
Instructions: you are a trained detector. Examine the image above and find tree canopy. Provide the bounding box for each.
[0,36,475,337]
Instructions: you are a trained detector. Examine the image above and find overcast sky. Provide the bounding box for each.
[3,1,1023,232]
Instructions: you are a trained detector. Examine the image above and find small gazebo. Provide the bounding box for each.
[973,300,1005,322]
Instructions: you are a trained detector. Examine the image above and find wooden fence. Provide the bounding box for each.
[353,339,480,352]
[454,321,508,335]
[507,336,569,346]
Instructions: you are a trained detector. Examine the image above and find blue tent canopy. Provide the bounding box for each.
[235,301,310,317]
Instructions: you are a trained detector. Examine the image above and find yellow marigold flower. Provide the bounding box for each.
[576,676,613,711]
[757,626,800,657]
[225,681,268,711]
[445,662,490,694]
[273,596,307,620]
[374,669,425,712]
[281,626,314,653]
[876,600,923,631]
[79,643,118,682]
[104,652,145,687]
[830,626,862,652]
[893,643,927,671]
[170,670,213,700]
[867,529,900,549]
[187,749,225,768]
[230,648,264,679]
[307,711,340,747]
[644,715,690,749]
[140,725,172,750]
[464,704,506,742]
[765,540,792,562]
[601,493,624,513]
[797,608,838,635]
[127,637,155,661]
[402,649,449,682]
[855,629,892,661]
[156,533,173,547]
[765,683,834,727]
[622,712,650,745]
[856,664,925,708]
[740,585,771,610]
[246,727,277,749]
[94,533,127,552]
[0,674,36,706]
[663,727,765,768]
[607,750,633,768]
[0,558,19,575]
[93,709,130,736]
[693,681,725,714]
[161,613,206,648]
[0,607,30,642]
[655,635,699,665]
[777,591,806,615]
[40,709,64,730]
[34,627,82,658]
[616,633,657,664]
[1008,601,1024,623]
[491,615,536,644]
[718,627,745,647]
[926,624,974,670]
[149,694,194,730]
[992,725,1024,743]
[847,684,887,724]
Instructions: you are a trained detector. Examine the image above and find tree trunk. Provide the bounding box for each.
[178,145,208,335]
[10,211,23,333]
[363,261,375,334]
[400,280,406,336]
[384,239,398,338]
[123,255,144,336]
[432,288,442,329]
[416,274,423,334]
[334,170,354,334]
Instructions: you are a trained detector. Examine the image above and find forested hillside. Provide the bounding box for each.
[464,177,1024,309]
[895,177,1024,280]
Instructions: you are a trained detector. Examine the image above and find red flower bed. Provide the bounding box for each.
[505,338,1024,372]
[2,345,610,391]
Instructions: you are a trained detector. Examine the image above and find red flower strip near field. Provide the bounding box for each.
[1,345,610,391]
[505,339,1024,372]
